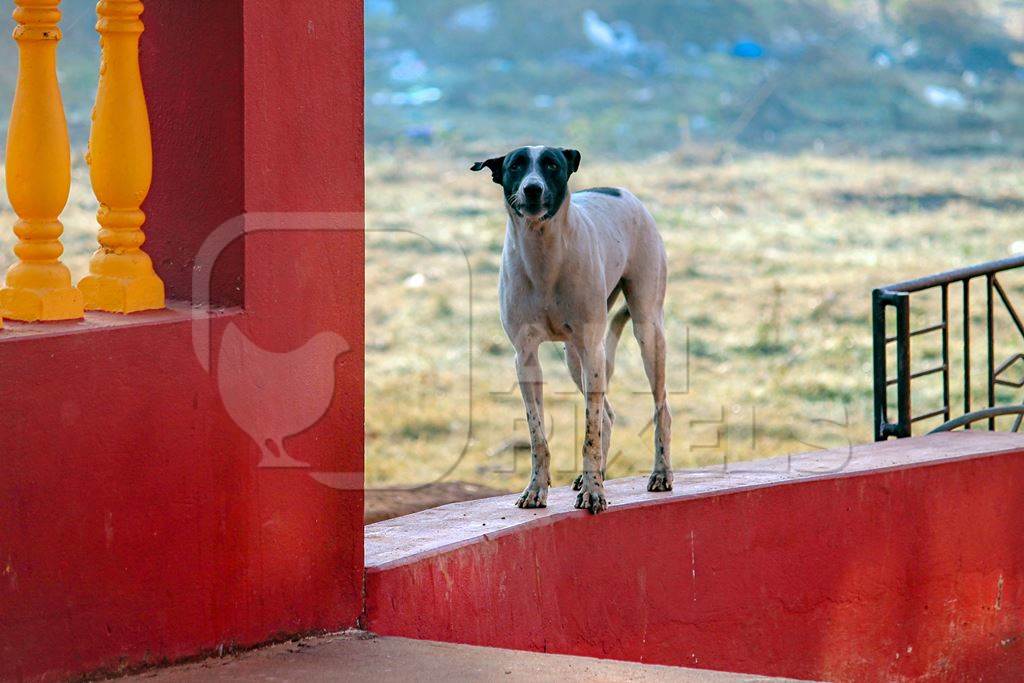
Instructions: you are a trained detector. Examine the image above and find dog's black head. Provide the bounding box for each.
[471,146,581,220]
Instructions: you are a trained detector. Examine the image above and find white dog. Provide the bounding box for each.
[472,146,672,514]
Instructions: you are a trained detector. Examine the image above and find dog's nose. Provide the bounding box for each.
[523,183,543,201]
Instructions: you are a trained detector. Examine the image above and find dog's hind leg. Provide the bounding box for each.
[624,280,673,493]
[514,343,551,508]
[604,304,631,385]
[634,314,673,491]
[566,344,613,491]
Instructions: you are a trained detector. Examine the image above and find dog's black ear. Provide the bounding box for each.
[563,149,581,176]
[470,156,505,185]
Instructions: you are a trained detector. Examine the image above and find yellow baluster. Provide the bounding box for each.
[78,0,164,313]
[1,0,84,322]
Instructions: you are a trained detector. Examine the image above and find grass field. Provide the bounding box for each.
[364,147,1024,491]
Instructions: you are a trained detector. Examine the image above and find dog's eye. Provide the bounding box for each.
[545,162,558,171]
[509,162,521,171]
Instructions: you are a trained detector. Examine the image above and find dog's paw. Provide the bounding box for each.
[515,484,548,509]
[572,469,604,492]
[647,469,673,492]
[574,482,608,514]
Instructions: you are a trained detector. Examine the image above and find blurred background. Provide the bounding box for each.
[363,0,1024,504]
[1,1,1023,508]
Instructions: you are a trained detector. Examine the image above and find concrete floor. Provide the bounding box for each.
[127,631,798,682]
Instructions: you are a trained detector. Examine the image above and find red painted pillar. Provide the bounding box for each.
[235,0,366,636]
[0,1,365,679]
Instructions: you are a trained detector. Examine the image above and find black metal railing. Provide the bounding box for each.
[872,254,1024,440]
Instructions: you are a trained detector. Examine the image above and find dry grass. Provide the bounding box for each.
[364,148,1024,490]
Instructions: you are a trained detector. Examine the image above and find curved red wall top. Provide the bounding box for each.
[366,432,1024,682]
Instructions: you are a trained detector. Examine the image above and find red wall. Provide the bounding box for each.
[366,444,1024,681]
[0,1,364,680]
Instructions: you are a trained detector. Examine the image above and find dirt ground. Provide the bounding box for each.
[365,481,508,523]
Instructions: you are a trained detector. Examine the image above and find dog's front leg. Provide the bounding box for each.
[575,344,608,514]
[514,345,550,508]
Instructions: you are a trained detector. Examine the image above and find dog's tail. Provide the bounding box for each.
[605,304,631,382]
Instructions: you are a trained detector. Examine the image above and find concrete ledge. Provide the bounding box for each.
[365,433,1024,680]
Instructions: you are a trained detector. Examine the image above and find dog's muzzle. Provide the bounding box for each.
[519,181,547,218]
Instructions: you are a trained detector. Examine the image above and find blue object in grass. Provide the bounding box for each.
[732,40,765,59]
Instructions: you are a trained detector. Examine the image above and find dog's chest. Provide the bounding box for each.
[541,306,572,341]
[533,293,582,341]
[500,287,574,342]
